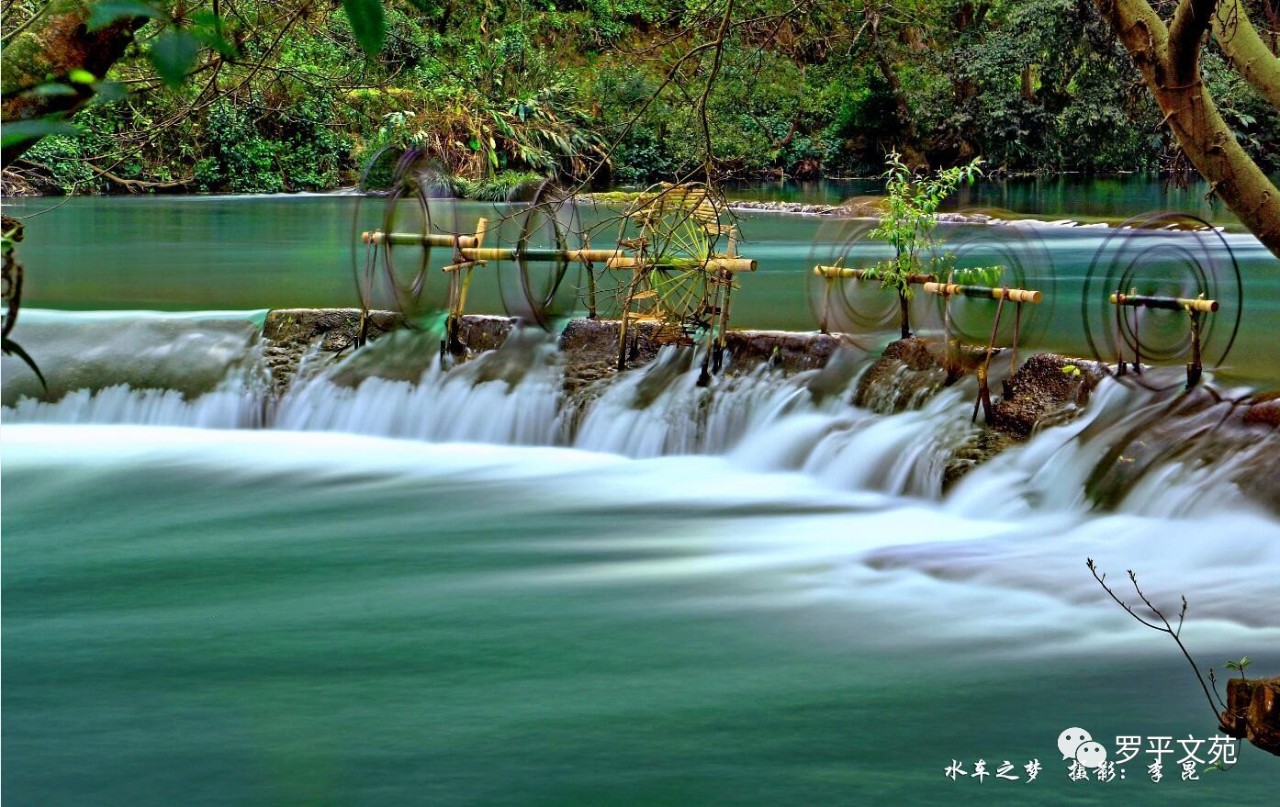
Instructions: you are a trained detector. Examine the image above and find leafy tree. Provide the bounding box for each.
[867,151,994,338]
[1088,0,1280,258]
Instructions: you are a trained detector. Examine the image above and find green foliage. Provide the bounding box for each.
[195,95,350,193]
[455,170,544,201]
[87,2,163,32]
[149,29,199,89]
[866,152,993,299]
[1225,656,1252,679]
[343,0,387,56]
[10,0,1270,193]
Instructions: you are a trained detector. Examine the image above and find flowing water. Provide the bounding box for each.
[3,185,1279,804]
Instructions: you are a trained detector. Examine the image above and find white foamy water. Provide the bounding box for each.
[4,312,1276,521]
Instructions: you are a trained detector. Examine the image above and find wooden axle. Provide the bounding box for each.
[812,266,935,284]
[1109,292,1218,313]
[607,256,757,273]
[362,231,479,249]
[363,230,626,264]
[923,282,1043,304]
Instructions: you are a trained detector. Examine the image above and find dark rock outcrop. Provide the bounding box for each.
[262,308,402,392]
[989,353,1110,438]
[853,338,949,414]
[1221,677,1280,756]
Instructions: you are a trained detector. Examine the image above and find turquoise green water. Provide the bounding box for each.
[5,189,1279,384]
[5,427,1278,805]
[723,173,1280,224]
[3,182,1279,804]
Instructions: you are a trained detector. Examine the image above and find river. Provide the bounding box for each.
[3,180,1278,804]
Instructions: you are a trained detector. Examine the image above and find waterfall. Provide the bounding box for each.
[4,311,1274,516]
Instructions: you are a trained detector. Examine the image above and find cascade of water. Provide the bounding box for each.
[4,312,1273,516]
[2,383,265,428]
[1,310,271,428]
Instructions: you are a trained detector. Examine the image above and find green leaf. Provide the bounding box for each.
[87,1,162,32]
[0,118,79,149]
[92,81,128,102]
[191,11,238,58]
[343,0,386,56]
[68,69,97,85]
[149,30,200,89]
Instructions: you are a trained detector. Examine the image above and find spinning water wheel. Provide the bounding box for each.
[358,171,757,374]
[610,183,754,377]
[1082,212,1243,388]
[353,149,461,342]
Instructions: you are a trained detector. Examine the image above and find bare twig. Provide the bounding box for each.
[1087,559,1221,718]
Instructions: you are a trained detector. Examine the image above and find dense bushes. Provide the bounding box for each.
[5,0,1277,194]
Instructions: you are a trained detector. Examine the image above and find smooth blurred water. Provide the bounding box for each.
[4,426,1279,805]
[3,182,1279,804]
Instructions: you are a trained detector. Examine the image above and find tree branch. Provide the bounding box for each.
[1212,0,1280,110]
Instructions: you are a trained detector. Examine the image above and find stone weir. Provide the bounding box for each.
[263,308,1280,510]
[262,309,847,393]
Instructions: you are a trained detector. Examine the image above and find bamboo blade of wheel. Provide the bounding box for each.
[442,260,485,273]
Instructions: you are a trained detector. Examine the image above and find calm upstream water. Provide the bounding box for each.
[5,182,1278,384]
[3,181,1279,804]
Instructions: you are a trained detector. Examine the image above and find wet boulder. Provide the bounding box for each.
[989,353,1110,438]
[1221,677,1280,756]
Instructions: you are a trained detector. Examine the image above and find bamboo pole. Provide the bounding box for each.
[811,266,935,284]
[971,294,1007,424]
[607,256,757,273]
[923,282,1043,304]
[1187,309,1203,388]
[363,231,478,249]
[1109,292,1218,313]
[364,232,625,264]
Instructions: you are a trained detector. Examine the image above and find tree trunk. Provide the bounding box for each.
[1,1,148,167]
[1093,0,1280,260]
[1211,0,1280,110]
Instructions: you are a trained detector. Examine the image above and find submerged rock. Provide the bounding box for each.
[854,338,949,414]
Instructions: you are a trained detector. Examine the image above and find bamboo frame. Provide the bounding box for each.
[1109,292,1218,313]
[924,282,1042,304]
[363,187,755,373]
[1108,291,1216,387]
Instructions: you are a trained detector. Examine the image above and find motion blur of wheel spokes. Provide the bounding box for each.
[501,179,583,329]
[618,183,727,341]
[937,224,1055,347]
[1082,212,1243,371]
[352,147,458,322]
[805,218,895,334]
